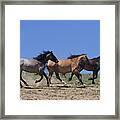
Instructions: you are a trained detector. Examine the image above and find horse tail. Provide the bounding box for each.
[20,59,24,71]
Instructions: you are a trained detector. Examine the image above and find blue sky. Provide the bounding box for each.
[20,20,100,60]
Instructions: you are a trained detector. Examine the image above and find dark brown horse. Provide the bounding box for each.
[69,56,100,84]
[20,51,58,88]
[47,54,89,85]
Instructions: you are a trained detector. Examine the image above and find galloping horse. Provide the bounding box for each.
[83,56,100,84]
[20,51,58,88]
[69,56,100,84]
[47,54,89,85]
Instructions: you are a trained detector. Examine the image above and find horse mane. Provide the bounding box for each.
[43,50,51,55]
[90,56,100,60]
[67,54,86,59]
[33,50,52,60]
[97,56,100,59]
[89,56,100,65]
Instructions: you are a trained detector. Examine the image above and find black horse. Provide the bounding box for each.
[69,56,100,84]
[20,51,58,88]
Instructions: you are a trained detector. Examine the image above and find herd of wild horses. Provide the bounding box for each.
[20,51,100,88]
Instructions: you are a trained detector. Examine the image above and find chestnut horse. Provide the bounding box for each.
[47,54,89,85]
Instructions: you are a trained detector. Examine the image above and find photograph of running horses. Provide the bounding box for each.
[20,20,100,100]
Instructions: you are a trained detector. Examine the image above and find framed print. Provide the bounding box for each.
[0,0,119,119]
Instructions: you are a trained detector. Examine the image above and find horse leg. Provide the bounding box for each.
[55,72,67,84]
[77,74,83,85]
[68,73,74,81]
[20,70,29,86]
[73,70,83,85]
[20,81,23,88]
[21,79,29,86]
[35,73,43,83]
[20,69,23,80]
[88,71,94,80]
[48,71,53,84]
[20,72,23,88]
[94,70,98,79]
[61,73,67,78]
[91,71,96,84]
[42,71,50,87]
[92,70,99,84]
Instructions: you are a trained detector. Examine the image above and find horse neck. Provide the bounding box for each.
[38,59,47,64]
[39,55,50,63]
[43,57,56,64]
[89,58,99,64]
[71,57,79,61]
[84,58,100,70]
[77,56,85,62]
[86,59,93,65]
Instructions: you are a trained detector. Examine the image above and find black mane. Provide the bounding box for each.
[90,56,100,61]
[43,50,51,55]
[33,51,51,61]
[67,54,86,59]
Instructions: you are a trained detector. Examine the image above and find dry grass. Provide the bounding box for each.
[20,72,100,100]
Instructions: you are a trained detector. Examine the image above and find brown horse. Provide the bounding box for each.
[69,56,100,84]
[47,54,89,85]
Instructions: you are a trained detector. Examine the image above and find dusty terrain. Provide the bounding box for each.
[20,72,100,100]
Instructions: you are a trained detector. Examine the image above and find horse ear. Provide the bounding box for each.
[43,50,45,53]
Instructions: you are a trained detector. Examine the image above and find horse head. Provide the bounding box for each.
[33,51,58,63]
[78,54,89,67]
[44,51,59,63]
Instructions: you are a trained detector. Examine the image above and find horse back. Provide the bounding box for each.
[47,59,72,74]
[20,58,45,73]
[48,59,71,67]
[58,59,72,67]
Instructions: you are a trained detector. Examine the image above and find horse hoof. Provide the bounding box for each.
[83,84,86,87]
[64,82,67,85]
[79,84,86,88]
[62,81,67,85]
[35,80,38,83]
[68,78,72,81]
